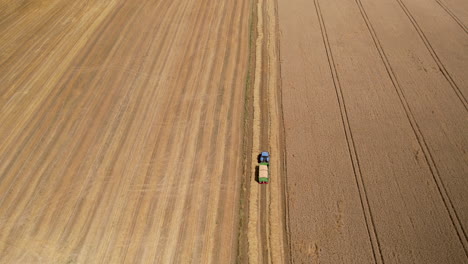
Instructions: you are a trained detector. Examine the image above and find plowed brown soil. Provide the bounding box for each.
[278,0,468,263]
[0,0,250,262]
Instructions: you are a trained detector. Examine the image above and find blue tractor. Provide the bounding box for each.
[259,151,270,163]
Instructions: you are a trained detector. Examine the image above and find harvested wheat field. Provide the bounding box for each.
[278,0,468,263]
[2,0,468,263]
[0,0,251,262]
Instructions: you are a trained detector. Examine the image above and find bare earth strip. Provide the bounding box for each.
[278,0,467,263]
[0,0,250,263]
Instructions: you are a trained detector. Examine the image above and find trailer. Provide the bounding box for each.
[258,151,270,184]
[258,163,269,184]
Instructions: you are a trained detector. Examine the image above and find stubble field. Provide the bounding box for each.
[0,0,250,262]
[1,0,467,263]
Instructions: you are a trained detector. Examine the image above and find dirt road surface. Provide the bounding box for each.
[279,0,467,263]
[0,0,250,262]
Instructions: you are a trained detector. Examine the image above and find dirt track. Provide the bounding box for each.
[279,0,468,263]
[239,0,289,262]
[0,0,250,262]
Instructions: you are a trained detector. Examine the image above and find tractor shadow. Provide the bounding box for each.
[257,153,263,163]
[255,165,260,184]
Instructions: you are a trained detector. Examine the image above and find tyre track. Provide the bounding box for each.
[313,0,384,263]
[395,0,468,111]
[355,0,468,255]
[274,0,293,260]
[247,0,264,260]
[260,0,271,261]
[236,1,256,262]
[434,0,468,33]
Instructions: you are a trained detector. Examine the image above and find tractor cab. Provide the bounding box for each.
[259,151,270,163]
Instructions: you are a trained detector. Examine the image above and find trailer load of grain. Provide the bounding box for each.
[259,164,269,184]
